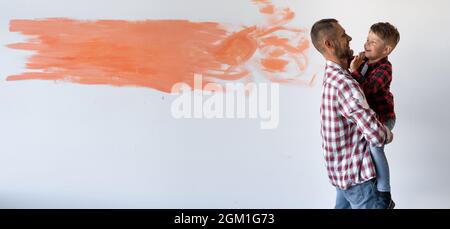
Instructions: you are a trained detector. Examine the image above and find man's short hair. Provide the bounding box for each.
[370,22,400,49]
[310,18,338,53]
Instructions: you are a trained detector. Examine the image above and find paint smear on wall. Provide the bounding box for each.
[7,0,313,93]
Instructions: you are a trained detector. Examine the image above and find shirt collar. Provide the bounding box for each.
[326,60,345,71]
[326,60,350,74]
[367,57,388,68]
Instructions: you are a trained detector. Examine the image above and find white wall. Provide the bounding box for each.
[0,0,449,208]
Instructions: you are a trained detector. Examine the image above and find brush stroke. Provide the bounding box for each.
[7,0,313,93]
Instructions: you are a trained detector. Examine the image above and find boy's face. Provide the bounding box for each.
[364,31,390,61]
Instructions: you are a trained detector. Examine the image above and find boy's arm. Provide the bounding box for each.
[366,65,392,94]
[351,70,364,84]
[349,53,366,83]
[338,82,392,147]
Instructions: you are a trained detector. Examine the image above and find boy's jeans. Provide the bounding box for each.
[335,179,389,209]
[370,119,396,192]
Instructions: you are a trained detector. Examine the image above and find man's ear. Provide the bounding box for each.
[324,39,334,54]
[324,39,334,49]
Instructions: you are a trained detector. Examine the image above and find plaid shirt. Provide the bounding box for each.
[351,57,395,124]
[320,60,388,190]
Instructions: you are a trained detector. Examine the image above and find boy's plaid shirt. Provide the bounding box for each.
[351,57,395,124]
[320,60,389,190]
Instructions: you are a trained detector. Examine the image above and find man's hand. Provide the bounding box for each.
[350,52,365,72]
[385,127,393,145]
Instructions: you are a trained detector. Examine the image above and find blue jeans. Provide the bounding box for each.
[335,179,389,209]
[370,119,395,192]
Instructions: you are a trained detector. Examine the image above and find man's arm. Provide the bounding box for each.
[338,83,392,147]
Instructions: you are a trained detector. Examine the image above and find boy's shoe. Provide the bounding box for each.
[387,199,396,209]
[380,191,395,209]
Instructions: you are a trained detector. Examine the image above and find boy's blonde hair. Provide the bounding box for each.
[370,22,400,50]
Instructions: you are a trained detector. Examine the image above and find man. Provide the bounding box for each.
[310,19,394,209]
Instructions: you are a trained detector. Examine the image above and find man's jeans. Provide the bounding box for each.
[370,119,396,192]
[335,179,389,209]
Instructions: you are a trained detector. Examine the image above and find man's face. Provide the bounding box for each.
[364,31,388,60]
[332,23,353,61]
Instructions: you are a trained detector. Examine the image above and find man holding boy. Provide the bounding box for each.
[311,19,393,209]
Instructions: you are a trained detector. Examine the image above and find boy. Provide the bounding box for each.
[350,22,400,208]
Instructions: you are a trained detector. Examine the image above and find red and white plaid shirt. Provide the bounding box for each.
[320,60,389,190]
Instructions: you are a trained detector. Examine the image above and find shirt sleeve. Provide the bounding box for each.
[338,82,387,147]
[351,70,364,84]
[366,65,392,94]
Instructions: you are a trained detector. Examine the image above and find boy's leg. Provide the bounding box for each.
[370,119,396,208]
[370,118,395,193]
[342,179,388,209]
[369,144,391,192]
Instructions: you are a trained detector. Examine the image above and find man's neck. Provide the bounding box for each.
[327,56,349,69]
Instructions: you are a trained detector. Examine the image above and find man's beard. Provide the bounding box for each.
[333,42,353,62]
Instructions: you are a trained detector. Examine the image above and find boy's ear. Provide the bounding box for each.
[384,45,393,55]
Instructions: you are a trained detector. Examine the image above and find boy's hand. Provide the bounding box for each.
[350,52,365,72]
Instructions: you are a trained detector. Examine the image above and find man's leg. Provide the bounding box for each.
[342,179,389,209]
[335,188,351,209]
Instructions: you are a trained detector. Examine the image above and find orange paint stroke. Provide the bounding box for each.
[7,0,313,93]
[261,58,289,72]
